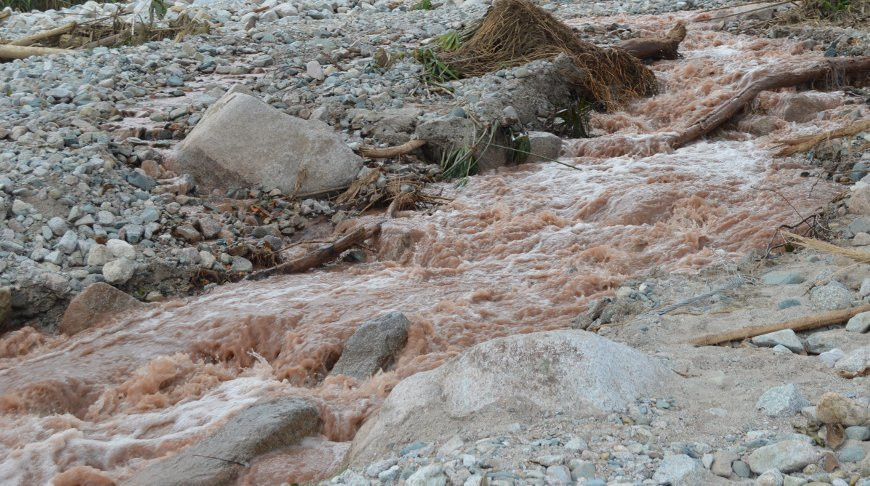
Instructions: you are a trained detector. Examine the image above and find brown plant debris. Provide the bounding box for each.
[438,0,657,109]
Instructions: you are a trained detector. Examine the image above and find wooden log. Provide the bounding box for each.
[618,22,687,61]
[0,10,11,22]
[0,44,71,60]
[9,22,76,46]
[245,224,380,281]
[690,304,870,346]
[775,119,870,157]
[358,139,427,158]
[81,33,125,49]
[668,57,870,150]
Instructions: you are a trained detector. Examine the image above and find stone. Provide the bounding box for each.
[526,131,563,163]
[174,224,202,243]
[124,398,321,486]
[756,384,810,417]
[805,331,839,354]
[349,330,676,464]
[848,182,870,215]
[230,256,253,273]
[751,329,804,353]
[838,445,866,462]
[757,469,785,486]
[44,250,63,265]
[860,278,870,298]
[711,450,738,477]
[732,460,752,478]
[845,426,870,441]
[170,92,362,196]
[331,311,411,380]
[106,239,136,259]
[747,440,821,474]
[809,281,854,310]
[778,298,801,310]
[546,465,571,484]
[834,346,870,378]
[565,437,587,451]
[846,312,870,333]
[306,60,324,80]
[195,217,222,240]
[405,464,447,486]
[763,271,805,285]
[819,348,845,368]
[47,216,68,236]
[102,258,135,285]
[59,282,144,335]
[57,230,79,254]
[652,454,703,485]
[11,199,33,216]
[126,169,156,191]
[0,286,11,326]
[816,392,870,426]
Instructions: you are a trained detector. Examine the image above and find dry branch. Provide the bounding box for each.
[8,22,76,46]
[775,120,870,157]
[0,10,10,22]
[0,44,71,60]
[691,304,870,346]
[358,139,427,158]
[245,224,381,281]
[783,231,870,264]
[618,22,687,61]
[81,33,124,49]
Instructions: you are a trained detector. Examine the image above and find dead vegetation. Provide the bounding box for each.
[777,0,870,26]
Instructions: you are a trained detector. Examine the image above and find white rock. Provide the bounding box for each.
[306,60,324,80]
[102,258,135,284]
[107,239,136,259]
[87,244,112,266]
[819,348,845,368]
[751,329,804,353]
[756,384,810,417]
[653,454,704,485]
[846,312,870,333]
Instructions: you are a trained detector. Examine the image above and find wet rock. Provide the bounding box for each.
[124,397,321,486]
[834,346,870,378]
[526,131,563,163]
[170,92,362,196]
[0,286,11,327]
[751,329,804,353]
[331,311,411,380]
[102,258,135,285]
[809,281,853,310]
[763,271,805,285]
[746,440,821,474]
[817,392,870,426]
[846,312,870,333]
[349,330,675,464]
[756,384,810,417]
[59,282,144,335]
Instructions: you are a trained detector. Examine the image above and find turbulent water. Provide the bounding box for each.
[0,12,854,485]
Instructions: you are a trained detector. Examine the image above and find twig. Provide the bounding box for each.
[655,276,748,315]
[774,120,870,157]
[359,139,427,158]
[690,304,870,346]
[0,44,71,60]
[783,231,870,264]
[8,22,77,46]
[191,454,249,467]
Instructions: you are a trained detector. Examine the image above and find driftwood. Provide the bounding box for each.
[775,119,870,157]
[0,10,10,22]
[8,22,76,46]
[668,57,870,150]
[358,139,427,158]
[245,223,381,281]
[0,44,71,60]
[81,33,125,49]
[690,304,870,346]
[618,22,687,62]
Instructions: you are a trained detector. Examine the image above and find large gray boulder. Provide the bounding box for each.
[124,397,320,486]
[331,311,411,380]
[349,330,676,465]
[169,92,362,196]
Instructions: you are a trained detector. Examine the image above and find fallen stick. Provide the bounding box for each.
[245,224,380,281]
[618,22,687,62]
[669,57,870,150]
[775,119,870,157]
[690,304,870,346]
[81,33,125,49]
[0,10,10,22]
[655,275,747,315]
[358,139,427,158]
[0,44,71,60]
[783,231,870,264]
[8,22,76,46]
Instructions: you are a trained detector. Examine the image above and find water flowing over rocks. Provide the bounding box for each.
[330,311,411,380]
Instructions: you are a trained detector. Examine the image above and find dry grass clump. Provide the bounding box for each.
[439,0,657,109]
[778,0,870,25]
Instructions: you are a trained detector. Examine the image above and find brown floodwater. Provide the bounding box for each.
[0,10,858,485]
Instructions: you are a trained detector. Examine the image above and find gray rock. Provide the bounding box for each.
[102,258,135,285]
[756,469,785,486]
[819,348,845,367]
[526,131,563,163]
[756,384,810,417]
[11,199,33,216]
[107,239,135,259]
[546,464,571,484]
[59,282,144,335]
[860,278,870,298]
[834,346,870,378]
[405,464,447,486]
[87,244,112,266]
[746,440,821,474]
[732,460,751,478]
[331,311,410,380]
[171,92,362,196]
[805,330,839,354]
[845,426,870,441]
[846,312,870,333]
[47,216,68,236]
[711,450,738,477]
[127,169,156,191]
[778,298,801,310]
[230,256,253,273]
[123,398,321,486]
[751,329,804,353]
[652,454,703,485]
[44,250,64,265]
[763,271,805,285]
[56,230,79,254]
[838,445,866,462]
[809,281,854,310]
